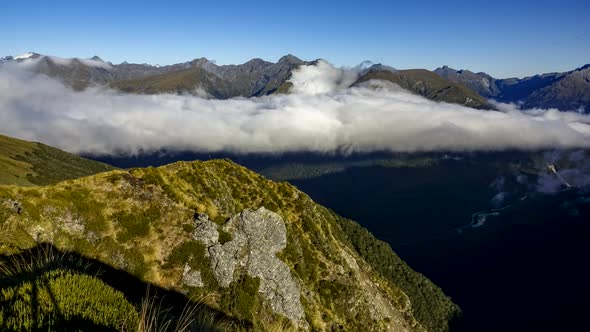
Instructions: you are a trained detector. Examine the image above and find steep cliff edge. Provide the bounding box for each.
[0,159,459,331]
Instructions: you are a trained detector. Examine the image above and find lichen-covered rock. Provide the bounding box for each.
[192,213,219,247]
[57,211,86,236]
[182,264,204,288]
[193,207,306,327]
[208,237,244,287]
[237,208,305,327]
[1,198,22,214]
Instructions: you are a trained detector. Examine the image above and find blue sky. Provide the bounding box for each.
[0,0,588,78]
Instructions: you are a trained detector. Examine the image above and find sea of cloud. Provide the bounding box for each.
[1,60,589,156]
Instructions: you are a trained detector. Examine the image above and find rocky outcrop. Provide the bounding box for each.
[191,213,219,246]
[192,207,306,327]
[182,264,204,288]
[1,198,22,214]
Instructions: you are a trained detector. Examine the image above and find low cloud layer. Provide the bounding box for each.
[1,61,590,155]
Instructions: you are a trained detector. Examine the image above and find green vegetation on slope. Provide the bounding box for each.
[109,67,236,98]
[0,244,136,331]
[259,156,437,181]
[355,69,492,110]
[0,159,458,331]
[0,244,241,331]
[0,269,136,331]
[336,216,460,332]
[129,161,418,330]
[0,134,114,186]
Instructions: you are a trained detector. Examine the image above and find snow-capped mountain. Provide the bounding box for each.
[0,52,41,63]
[13,52,36,60]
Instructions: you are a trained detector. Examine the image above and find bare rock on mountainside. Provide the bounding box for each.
[182,264,204,287]
[193,207,306,327]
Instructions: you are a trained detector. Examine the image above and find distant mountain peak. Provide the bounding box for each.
[436,65,460,72]
[90,55,104,62]
[278,54,303,64]
[190,57,214,66]
[14,52,38,60]
[366,63,397,73]
[244,57,269,65]
[0,52,42,62]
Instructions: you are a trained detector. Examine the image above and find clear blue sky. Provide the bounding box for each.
[1,0,588,78]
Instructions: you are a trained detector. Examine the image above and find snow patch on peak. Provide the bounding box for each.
[14,52,35,60]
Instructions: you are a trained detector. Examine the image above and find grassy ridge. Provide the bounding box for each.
[355,69,492,110]
[336,216,461,332]
[0,158,458,330]
[0,135,36,186]
[109,67,235,98]
[0,134,114,186]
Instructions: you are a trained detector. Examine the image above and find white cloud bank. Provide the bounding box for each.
[1,61,590,155]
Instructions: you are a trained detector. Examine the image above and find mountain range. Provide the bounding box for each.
[3,52,589,112]
[0,52,308,98]
[435,64,590,112]
[2,49,590,330]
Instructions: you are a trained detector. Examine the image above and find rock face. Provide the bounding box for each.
[192,207,306,327]
[192,213,219,246]
[182,264,204,288]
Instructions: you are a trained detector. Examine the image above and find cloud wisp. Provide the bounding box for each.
[1,61,590,156]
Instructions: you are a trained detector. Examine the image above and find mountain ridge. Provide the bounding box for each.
[0,134,460,331]
[5,52,589,111]
[0,52,309,97]
[0,52,497,107]
[353,66,493,109]
[435,64,590,112]
[0,134,114,186]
